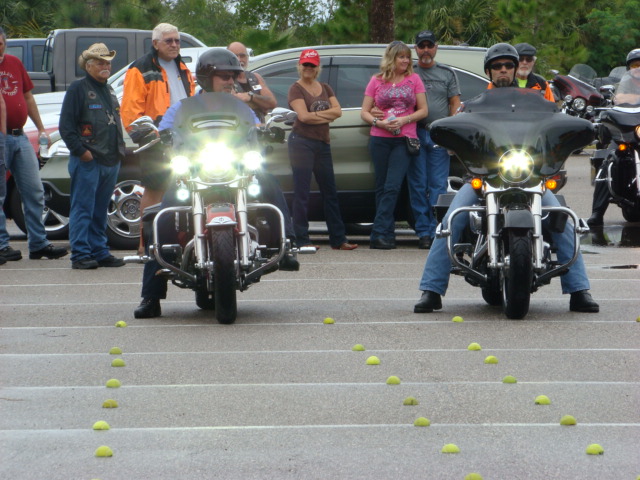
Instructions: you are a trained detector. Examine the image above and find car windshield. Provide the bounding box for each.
[613,70,640,107]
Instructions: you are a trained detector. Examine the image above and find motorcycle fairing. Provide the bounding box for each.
[430,88,594,177]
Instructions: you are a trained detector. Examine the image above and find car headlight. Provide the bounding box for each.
[242,150,264,171]
[198,142,236,181]
[572,97,587,111]
[499,150,534,185]
[47,139,70,157]
[170,155,191,175]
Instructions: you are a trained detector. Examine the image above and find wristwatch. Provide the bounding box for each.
[372,118,378,127]
[248,91,255,100]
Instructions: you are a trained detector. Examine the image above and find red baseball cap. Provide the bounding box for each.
[299,49,320,66]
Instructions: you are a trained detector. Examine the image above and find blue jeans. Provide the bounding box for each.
[413,128,450,238]
[68,155,120,262]
[369,136,411,241]
[288,132,347,247]
[0,134,49,252]
[0,133,5,233]
[419,183,590,296]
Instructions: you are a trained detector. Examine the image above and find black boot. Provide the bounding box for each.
[588,171,610,227]
[134,298,162,318]
[414,291,442,313]
[569,290,599,313]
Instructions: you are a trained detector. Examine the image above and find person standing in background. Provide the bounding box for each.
[513,42,555,101]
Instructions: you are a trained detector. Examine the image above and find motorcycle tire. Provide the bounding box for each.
[622,206,640,223]
[211,227,238,324]
[502,229,533,320]
[481,273,502,307]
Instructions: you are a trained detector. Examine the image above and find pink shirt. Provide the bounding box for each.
[364,73,425,139]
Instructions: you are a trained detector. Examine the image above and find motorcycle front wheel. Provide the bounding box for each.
[211,227,238,324]
[622,205,640,222]
[502,229,533,319]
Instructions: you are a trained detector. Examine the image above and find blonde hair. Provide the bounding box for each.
[378,41,413,83]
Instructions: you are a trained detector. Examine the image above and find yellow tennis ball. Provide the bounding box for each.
[465,474,484,480]
[105,379,121,388]
[467,342,482,351]
[414,417,430,427]
[403,396,419,406]
[323,317,335,324]
[109,347,122,355]
[535,395,551,405]
[115,320,127,327]
[452,315,464,323]
[102,399,118,408]
[586,444,604,455]
[560,415,577,426]
[386,375,401,385]
[92,421,110,431]
[636,316,640,322]
[441,443,460,453]
[502,375,517,384]
[111,358,126,367]
[484,355,498,364]
[366,356,380,365]
[352,344,365,351]
[94,445,113,457]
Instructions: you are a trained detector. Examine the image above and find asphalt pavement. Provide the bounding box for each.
[1,153,639,479]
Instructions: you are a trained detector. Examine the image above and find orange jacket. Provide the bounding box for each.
[487,73,555,102]
[121,49,196,130]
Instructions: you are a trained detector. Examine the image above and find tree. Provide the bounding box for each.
[369,0,394,43]
[168,0,239,46]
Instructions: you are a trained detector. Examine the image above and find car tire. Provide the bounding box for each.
[9,184,70,240]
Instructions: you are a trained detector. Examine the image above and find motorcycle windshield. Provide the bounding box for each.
[170,92,259,153]
[613,70,640,108]
[568,64,597,85]
[430,88,595,176]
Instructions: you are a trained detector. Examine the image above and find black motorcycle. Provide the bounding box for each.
[431,88,593,319]
[590,70,640,223]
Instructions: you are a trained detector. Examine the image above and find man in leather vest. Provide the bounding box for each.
[227,42,277,123]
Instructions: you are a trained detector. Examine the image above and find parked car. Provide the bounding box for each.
[6,38,46,72]
[6,44,488,249]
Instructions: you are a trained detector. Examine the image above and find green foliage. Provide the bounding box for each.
[168,0,240,46]
[0,0,54,36]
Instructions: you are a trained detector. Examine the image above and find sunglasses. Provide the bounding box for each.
[301,63,317,68]
[519,55,535,63]
[417,42,436,49]
[162,38,180,45]
[490,61,516,71]
[214,73,237,81]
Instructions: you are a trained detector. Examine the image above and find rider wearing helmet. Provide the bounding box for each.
[626,48,640,70]
[484,43,519,88]
[134,48,298,319]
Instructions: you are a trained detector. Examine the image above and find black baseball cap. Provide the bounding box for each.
[514,43,536,57]
[415,30,437,46]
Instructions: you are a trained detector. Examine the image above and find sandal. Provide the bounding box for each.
[332,242,358,250]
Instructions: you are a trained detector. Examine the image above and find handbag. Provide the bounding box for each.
[405,136,420,156]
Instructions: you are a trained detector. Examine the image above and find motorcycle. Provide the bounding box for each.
[430,88,594,319]
[126,94,298,324]
[550,64,611,120]
[590,69,640,223]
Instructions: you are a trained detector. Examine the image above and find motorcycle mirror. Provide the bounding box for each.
[269,126,285,143]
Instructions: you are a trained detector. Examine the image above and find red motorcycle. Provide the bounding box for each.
[550,64,611,120]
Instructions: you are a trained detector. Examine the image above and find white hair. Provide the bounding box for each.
[152,23,179,42]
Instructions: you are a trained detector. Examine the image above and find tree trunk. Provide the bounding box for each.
[369,0,394,43]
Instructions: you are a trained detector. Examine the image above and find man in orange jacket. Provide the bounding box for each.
[121,23,196,254]
[514,43,555,102]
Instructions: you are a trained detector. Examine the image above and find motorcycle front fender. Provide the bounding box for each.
[503,208,534,229]
[205,203,238,228]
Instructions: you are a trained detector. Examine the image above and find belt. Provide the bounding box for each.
[9,128,24,136]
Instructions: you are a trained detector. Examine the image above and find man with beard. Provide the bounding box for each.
[413,43,599,314]
[514,42,555,101]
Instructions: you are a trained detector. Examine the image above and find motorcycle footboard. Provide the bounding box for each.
[151,205,196,283]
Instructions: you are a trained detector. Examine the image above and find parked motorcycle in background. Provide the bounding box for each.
[550,64,611,120]
[589,69,640,224]
[431,88,593,319]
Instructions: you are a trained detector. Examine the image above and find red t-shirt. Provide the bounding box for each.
[0,54,34,130]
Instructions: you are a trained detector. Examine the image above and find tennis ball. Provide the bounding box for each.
[467,342,482,351]
[502,375,517,384]
[403,396,419,406]
[115,321,127,328]
[636,316,640,322]
[111,358,126,367]
[92,421,110,431]
[535,395,551,405]
[352,344,365,351]
[441,443,460,453]
[94,445,113,457]
[105,379,121,388]
[414,417,430,427]
[452,315,464,323]
[109,347,122,355]
[465,474,483,480]
[560,415,577,426]
[323,317,335,324]
[386,375,401,385]
[484,355,498,364]
[366,356,380,365]
[586,444,604,455]
[102,399,118,408]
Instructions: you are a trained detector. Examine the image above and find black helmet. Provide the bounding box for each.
[626,48,640,69]
[196,48,243,92]
[484,43,519,72]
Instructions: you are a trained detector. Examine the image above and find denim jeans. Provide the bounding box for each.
[288,132,347,247]
[414,128,450,237]
[369,136,411,241]
[0,133,5,233]
[68,155,120,262]
[0,134,49,252]
[419,183,590,296]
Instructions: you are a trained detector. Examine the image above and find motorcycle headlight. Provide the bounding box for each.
[247,178,261,197]
[242,150,264,171]
[635,125,640,141]
[572,97,587,111]
[499,150,534,185]
[198,142,236,181]
[170,155,191,175]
